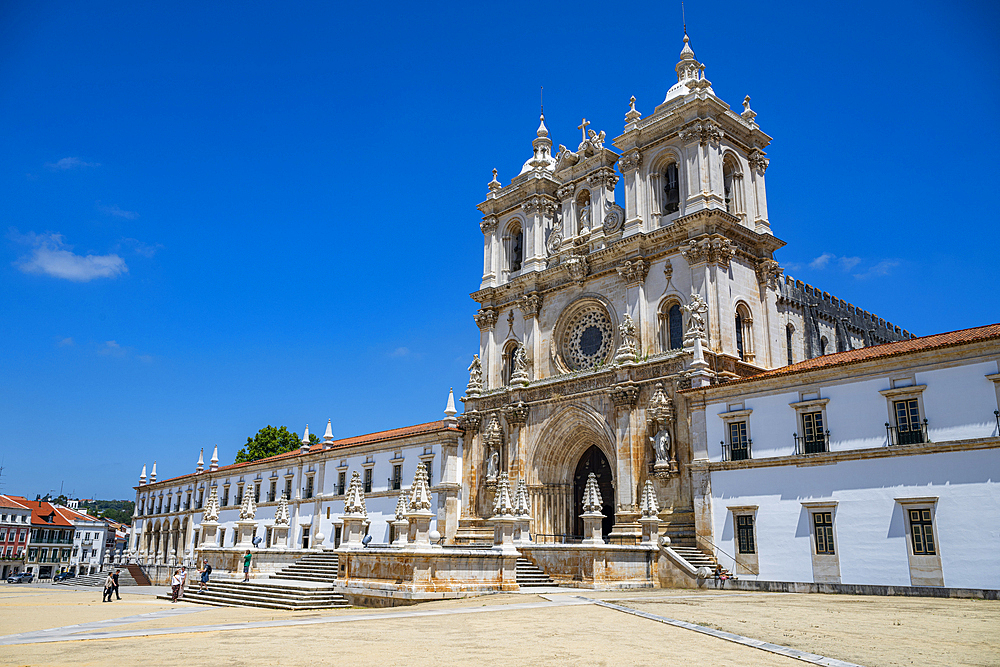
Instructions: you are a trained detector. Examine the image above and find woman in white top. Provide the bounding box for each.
[170,570,182,602]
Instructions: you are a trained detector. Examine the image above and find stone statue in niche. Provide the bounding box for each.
[486,448,499,482]
[681,292,709,346]
[652,428,672,465]
[509,344,530,386]
[646,383,678,478]
[579,200,591,234]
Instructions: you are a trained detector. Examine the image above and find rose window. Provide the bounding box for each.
[561,306,614,370]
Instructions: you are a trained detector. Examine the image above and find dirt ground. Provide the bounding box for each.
[1,585,998,667]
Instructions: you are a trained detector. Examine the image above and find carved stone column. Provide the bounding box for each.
[608,381,641,540]
[501,401,529,480]
[617,150,643,236]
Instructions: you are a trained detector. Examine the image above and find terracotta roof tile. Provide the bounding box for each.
[152,420,459,486]
[683,323,1000,392]
[0,495,31,511]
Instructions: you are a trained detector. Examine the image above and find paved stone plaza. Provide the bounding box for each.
[1,585,997,666]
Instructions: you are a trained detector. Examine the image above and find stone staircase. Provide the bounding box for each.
[53,570,140,587]
[516,557,553,587]
[162,578,351,611]
[668,544,733,578]
[270,551,339,583]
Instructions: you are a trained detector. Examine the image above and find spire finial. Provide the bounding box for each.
[323,419,334,445]
[210,444,219,471]
[540,85,544,115]
[488,168,501,191]
[444,388,458,419]
[682,0,687,36]
[196,448,204,473]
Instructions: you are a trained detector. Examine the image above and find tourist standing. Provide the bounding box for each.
[112,569,121,600]
[102,572,114,602]
[242,549,252,582]
[170,569,182,602]
[178,566,187,598]
[199,560,212,592]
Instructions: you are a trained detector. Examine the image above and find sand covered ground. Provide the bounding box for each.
[1,584,997,666]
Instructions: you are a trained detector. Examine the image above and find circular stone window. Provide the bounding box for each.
[561,305,614,371]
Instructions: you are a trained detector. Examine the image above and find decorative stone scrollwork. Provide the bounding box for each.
[466,355,483,397]
[617,258,649,285]
[474,307,498,330]
[755,258,783,289]
[521,195,551,215]
[547,214,563,255]
[603,200,625,234]
[679,236,736,268]
[517,292,543,319]
[680,119,724,146]
[560,303,613,371]
[748,148,769,174]
[565,255,588,283]
[618,149,642,173]
[554,146,579,171]
[609,381,640,408]
[480,215,498,235]
[556,184,575,201]
[457,409,481,432]
[681,292,709,346]
[664,259,673,282]
[588,168,618,191]
[613,314,640,365]
[646,383,678,477]
[502,400,529,426]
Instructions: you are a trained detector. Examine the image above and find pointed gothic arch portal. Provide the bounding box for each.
[573,445,614,537]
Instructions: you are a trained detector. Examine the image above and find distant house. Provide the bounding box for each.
[0,495,32,579]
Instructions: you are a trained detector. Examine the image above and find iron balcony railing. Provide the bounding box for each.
[721,439,752,462]
[886,420,928,446]
[794,431,830,455]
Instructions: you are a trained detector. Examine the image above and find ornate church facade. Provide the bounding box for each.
[457,34,910,545]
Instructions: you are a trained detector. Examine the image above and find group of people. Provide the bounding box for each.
[169,559,216,602]
[101,569,121,602]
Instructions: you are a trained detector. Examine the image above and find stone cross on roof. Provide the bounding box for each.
[578,118,590,143]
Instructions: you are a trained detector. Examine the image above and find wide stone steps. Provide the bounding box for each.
[516,558,553,587]
[270,552,339,583]
[53,571,139,587]
[669,546,733,577]
[160,578,351,611]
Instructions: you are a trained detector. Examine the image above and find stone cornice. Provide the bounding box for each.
[690,436,1000,473]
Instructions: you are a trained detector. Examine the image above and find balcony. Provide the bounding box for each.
[721,439,752,462]
[794,431,830,455]
[886,420,928,446]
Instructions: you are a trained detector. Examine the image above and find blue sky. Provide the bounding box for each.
[1,1,997,500]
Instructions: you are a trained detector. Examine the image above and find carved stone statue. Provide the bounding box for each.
[467,354,483,396]
[614,313,639,364]
[579,200,591,233]
[652,428,672,464]
[510,344,529,386]
[547,212,563,255]
[646,383,678,477]
[681,292,709,346]
[486,448,499,482]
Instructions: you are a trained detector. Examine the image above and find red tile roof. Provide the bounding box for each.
[3,497,75,527]
[0,495,31,511]
[683,323,1000,392]
[152,420,459,486]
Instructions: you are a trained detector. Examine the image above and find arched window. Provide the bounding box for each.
[659,302,684,351]
[819,336,828,356]
[722,155,743,218]
[663,163,680,214]
[508,225,523,273]
[502,341,519,385]
[786,324,795,366]
[735,304,754,362]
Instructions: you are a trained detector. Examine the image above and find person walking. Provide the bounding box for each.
[112,569,121,600]
[198,560,212,592]
[242,549,252,582]
[170,569,182,602]
[102,572,114,602]
[178,566,187,598]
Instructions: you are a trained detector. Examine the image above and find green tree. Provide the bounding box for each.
[234,425,319,464]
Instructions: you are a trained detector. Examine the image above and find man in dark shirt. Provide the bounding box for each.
[112,569,121,600]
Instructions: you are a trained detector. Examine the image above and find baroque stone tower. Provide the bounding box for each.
[458,34,910,544]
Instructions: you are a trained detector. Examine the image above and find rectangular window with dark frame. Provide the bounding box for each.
[222,488,229,506]
[801,411,826,454]
[424,461,433,486]
[813,511,834,554]
[337,472,346,496]
[363,468,372,494]
[254,483,260,503]
[894,399,924,445]
[908,508,936,555]
[664,163,680,214]
[728,421,750,461]
[304,476,314,499]
[736,515,756,554]
[235,485,244,506]
[268,481,276,503]
[284,478,292,500]
[392,465,402,491]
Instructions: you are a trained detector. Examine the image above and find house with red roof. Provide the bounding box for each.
[0,495,32,579]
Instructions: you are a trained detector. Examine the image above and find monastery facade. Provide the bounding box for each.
[130,35,999,594]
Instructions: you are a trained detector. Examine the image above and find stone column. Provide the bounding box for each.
[618,149,643,236]
[609,381,641,540]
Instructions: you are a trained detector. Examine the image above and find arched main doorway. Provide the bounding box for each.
[573,445,614,537]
